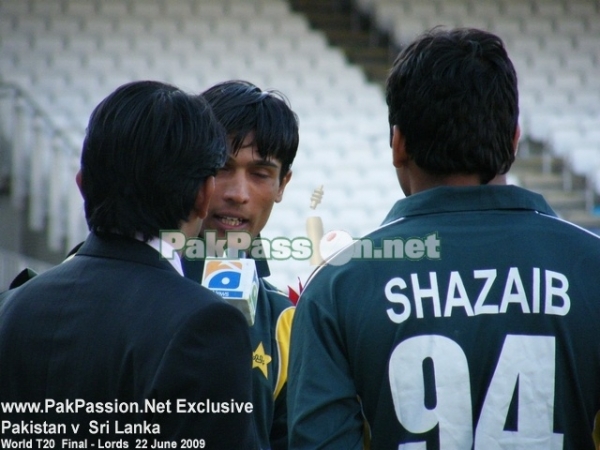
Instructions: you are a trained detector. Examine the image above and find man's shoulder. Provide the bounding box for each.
[259,279,294,309]
[7,251,226,311]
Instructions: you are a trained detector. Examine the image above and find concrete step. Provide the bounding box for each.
[345,46,390,64]
[560,210,600,230]
[326,29,373,47]
[539,189,586,211]
[361,63,390,86]
[291,0,393,86]
[512,153,597,229]
[515,172,564,191]
[304,11,355,30]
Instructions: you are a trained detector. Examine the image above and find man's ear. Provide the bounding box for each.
[392,126,409,168]
[512,124,521,158]
[275,170,292,203]
[195,176,215,220]
[75,170,84,198]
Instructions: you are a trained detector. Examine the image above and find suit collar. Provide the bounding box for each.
[76,233,178,274]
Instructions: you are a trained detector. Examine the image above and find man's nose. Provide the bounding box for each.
[224,173,251,204]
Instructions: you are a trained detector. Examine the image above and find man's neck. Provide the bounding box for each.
[408,168,484,196]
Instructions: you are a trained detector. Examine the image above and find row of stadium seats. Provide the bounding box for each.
[0,13,311,39]
[0,0,397,288]
[2,0,598,286]
[356,0,600,217]
[0,0,293,18]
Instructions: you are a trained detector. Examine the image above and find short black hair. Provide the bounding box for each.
[386,28,519,184]
[80,80,227,241]
[201,80,299,181]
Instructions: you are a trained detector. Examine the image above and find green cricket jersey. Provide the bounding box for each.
[288,185,600,449]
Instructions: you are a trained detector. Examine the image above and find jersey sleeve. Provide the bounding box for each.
[287,275,364,449]
[270,305,295,449]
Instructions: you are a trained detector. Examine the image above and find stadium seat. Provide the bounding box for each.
[373,3,405,35]
[575,35,600,53]
[571,91,600,113]
[521,17,554,36]
[529,53,562,72]
[27,116,52,232]
[196,2,226,18]
[98,1,129,17]
[228,2,258,17]
[541,35,575,54]
[114,17,149,36]
[563,147,600,193]
[130,35,165,55]
[164,1,194,18]
[131,0,162,18]
[65,0,96,17]
[470,1,502,18]
[147,19,181,40]
[554,17,587,35]
[31,34,66,54]
[257,1,291,17]
[552,71,584,92]
[563,53,597,72]
[47,17,83,35]
[82,17,115,35]
[489,17,523,40]
[85,53,119,73]
[15,16,48,36]
[0,1,30,16]
[245,18,277,38]
[566,2,598,17]
[502,2,534,18]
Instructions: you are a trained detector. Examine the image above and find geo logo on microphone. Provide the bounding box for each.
[203,260,244,298]
[201,258,259,325]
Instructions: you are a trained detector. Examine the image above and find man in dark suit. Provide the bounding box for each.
[0,81,257,449]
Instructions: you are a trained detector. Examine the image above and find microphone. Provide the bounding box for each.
[201,257,259,326]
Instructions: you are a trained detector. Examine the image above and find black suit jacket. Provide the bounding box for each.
[0,233,257,448]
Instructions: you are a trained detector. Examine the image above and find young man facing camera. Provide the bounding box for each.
[288,28,600,449]
[182,80,299,450]
[0,81,257,449]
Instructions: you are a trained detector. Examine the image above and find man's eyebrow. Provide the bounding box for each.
[250,159,280,169]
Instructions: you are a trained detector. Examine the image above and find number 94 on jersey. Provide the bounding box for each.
[389,334,564,449]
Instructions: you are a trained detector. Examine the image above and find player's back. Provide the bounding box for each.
[294,185,600,449]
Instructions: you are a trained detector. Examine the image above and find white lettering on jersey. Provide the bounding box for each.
[389,335,564,448]
[385,268,571,324]
[444,271,474,317]
[411,272,441,319]
[545,270,570,315]
[499,267,530,314]
[386,277,411,324]
[474,269,498,315]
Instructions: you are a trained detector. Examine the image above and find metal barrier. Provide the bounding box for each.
[0,82,87,258]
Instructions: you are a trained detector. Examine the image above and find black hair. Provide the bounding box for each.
[201,80,299,181]
[80,80,227,241]
[386,28,519,184]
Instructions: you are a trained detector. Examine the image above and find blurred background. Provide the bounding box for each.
[1,0,599,291]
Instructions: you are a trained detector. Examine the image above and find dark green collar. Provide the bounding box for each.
[382,185,557,225]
